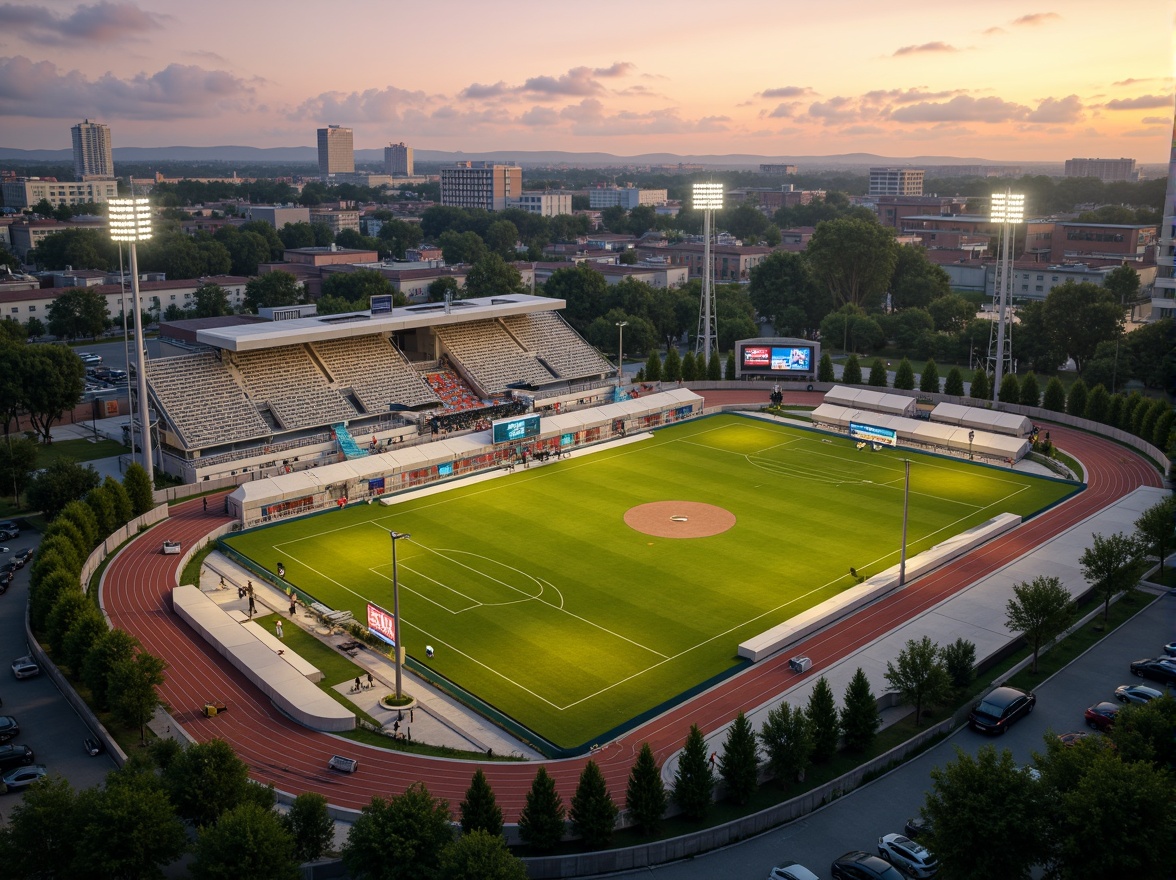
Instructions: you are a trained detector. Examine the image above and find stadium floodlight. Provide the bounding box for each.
[389,531,411,700]
[108,197,154,484]
[692,183,723,364]
[615,320,627,384]
[988,190,1025,402]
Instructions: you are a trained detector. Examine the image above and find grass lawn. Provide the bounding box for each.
[38,437,129,466]
[222,414,1078,750]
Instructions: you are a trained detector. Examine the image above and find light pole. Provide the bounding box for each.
[898,459,911,586]
[988,191,1024,402]
[692,182,723,365]
[389,530,410,700]
[968,430,975,460]
[108,197,154,484]
[615,320,627,384]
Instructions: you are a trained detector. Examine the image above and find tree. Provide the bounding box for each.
[1135,495,1175,578]
[244,271,303,312]
[123,462,155,514]
[1065,378,1088,417]
[25,316,45,339]
[26,458,101,521]
[29,567,80,634]
[0,775,80,877]
[22,345,86,443]
[282,791,335,863]
[83,627,140,710]
[1019,372,1041,407]
[920,359,940,393]
[45,288,108,340]
[1137,397,1166,442]
[758,701,812,788]
[943,366,964,397]
[922,745,1043,880]
[927,293,973,334]
[162,738,267,828]
[725,350,736,380]
[884,636,951,726]
[1080,531,1146,621]
[842,354,862,385]
[1084,384,1111,424]
[216,228,273,276]
[940,637,976,690]
[839,668,881,752]
[892,357,915,390]
[806,676,841,761]
[190,802,298,880]
[747,251,829,334]
[0,435,39,502]
[625,742,667,835]
[1042,281,1124,374]
[427,276,460,303]
[662,346,681,382]
[341,783,453,880]
[868,358,888,387]
[998,372,1020,404]
[806,216,899,311]
[1108,693,1176,767]
[1004,576,1075,673]
[679,349,696,382]
[672,724,714,820]
[190,282,233,318]
[278,221,316,249]
[818,352,835,383]
[109,650,169,746]
[1042,376,1066,412]
[85,483,118,536]
[1151,407,1174,452]
[465,254,525,298]
[643,349,662,382]
[517,767,565,851]
[61,604,107,673]
[459,768,503,837]
[438,230,488,266]
[439,830,527,880]
[102,475,134,526]
[570,759,619,848]
[321,268,397,305]
[890,245,951,310]
[707,350,722,381]
[969,368,989,401]
[718,711,759,805]
[27,228,118,270]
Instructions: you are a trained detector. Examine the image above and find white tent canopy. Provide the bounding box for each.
[823,385,918,418]
[930,402,1032,437]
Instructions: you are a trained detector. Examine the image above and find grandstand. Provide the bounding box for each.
[145,295,613,483]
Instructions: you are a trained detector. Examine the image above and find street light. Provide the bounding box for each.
[389,530,411,700]
[692,182,723,365]
[989,191,1024,402]
[968,429,975,460]
[108,197,154,483]
[615,320,627,384]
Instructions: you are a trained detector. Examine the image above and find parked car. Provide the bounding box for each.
[83,736,104,757]
[1114,684,1164,704]
[0,571,10,593]
[13,548,31,566]
[968,686,1036,734]
[831,851,905,880]
[10,656,39,679]
[0,521,22,535]
[1084,701,1120,731]
[877,833,939,878]
[161,540,181,555]
[78,352,102,365]
[1057,731,1090,747]
[904,816,932,840]
[0,715,19,742]
[1163,642,1176,657]
[768,861,821,880]
[1130,658,1176,687]
[0,743,35,771]
[1,764,47,792]
[1018,764,1042,781]
[0,528,17,541]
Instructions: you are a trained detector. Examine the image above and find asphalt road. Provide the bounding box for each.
[603,590,1176,880]
[0,525,116,815]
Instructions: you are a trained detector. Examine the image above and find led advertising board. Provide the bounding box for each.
[740,345,813,372]
[366,603,396,646]
[492,414,540,444]
[370,294,393,315]
[849,421,898,447]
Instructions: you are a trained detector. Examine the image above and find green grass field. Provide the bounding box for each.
[222,414,1078,750]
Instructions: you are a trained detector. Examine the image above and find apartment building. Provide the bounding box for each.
[8,218,107,258]
[869,167,925,197]
[2,178,119,210]
[247,205,311,228]
[440,162,522,211]
[385,142,414,176]
[317,125,355,178]
[1064,158,1139,182]
[635,242,773,281]
[588,187,668,209]
[71,119,114,180]
[1051,222,1156,263]
[875,195,966,230]
[759,164,798,175]
[308,208,361,235]
[1152,121,1176,321]
[509,193,572,217]
[0,275,250,322]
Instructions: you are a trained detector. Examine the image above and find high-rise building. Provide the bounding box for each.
[317,125,354,178]
[588,187,668,209]
[385,142,413,176]
[440,162,522,211]
[71,119,113,180]
[869,167,924,196]
[1064,157,1139,182]
[1151,122,1176,322]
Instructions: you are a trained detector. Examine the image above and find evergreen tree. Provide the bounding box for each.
[1153,407,1175,452]
[940,637,977,689]
[663,347,681,381]
[718,711,759,805]
[644,349,662,382]
[1085,384,1111,424]
[758,702,812,789]
[625,742,667,835]
[970,369,990,400]
[842,354,862,385]
[1066,378,1088,417]
[1120,391,1145,432]
[1106,393,1125,429]
[680,350,697,381]
[725,351,736,380]
[893,358,915,390]
[517,767,565,851]
[708,350,722,380]
[919,359,940,393]
[818,352,835,383]
[570,759,618,849]
[868,358,888,387]
[460,768,503,837]
[839,668,881,753]
[1139,398,1165,441]
[123,462,154,515]
[1042,376,1067,412]
[998,373,1020,404]
[943,366,965,396]
[671,724,714,820]
[1019,372,1041,407]
[806,676,841,762]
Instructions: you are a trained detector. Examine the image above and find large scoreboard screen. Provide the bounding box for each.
[492,414,540,444]
[741,344,813,372]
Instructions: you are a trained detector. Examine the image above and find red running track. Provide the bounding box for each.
[102,398,1163,817]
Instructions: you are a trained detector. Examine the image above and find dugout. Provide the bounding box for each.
[735,337,819,381]
[823,385,918,418]
[930,402,1033,437]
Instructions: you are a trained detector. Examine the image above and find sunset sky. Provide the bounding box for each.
[1,0,1173,162]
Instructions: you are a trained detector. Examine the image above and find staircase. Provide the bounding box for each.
[333,423,368,459]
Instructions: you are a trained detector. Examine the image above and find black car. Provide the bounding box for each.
[0,743,34,771]
[0,715,19,742]
[0,528,16,541]
[904,815,932,840]
[831,851,905,880]
[14,548,32,565]
[1130,658,1176,687]
[968,686,1036,734]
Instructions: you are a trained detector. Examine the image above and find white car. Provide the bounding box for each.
[161,540,181,555]
[78,352,102,365]
[1,763,48,792]
[878,832,939,878]
[769,861,821,880]
[11,656,40,679]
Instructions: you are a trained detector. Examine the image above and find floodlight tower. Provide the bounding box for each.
[108,197,154,483]
[693,182,723,365]
[987,190,1024,401]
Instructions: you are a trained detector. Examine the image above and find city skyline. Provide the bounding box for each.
[0,0,1172,163]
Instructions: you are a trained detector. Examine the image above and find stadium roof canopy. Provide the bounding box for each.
[823,385,918,418]
[930,402,1033,437]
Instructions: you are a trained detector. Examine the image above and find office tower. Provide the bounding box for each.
[440,162,522,211]
[1064,157,1139,182]
[72,119,113,180]
[385,142,413,176]
[868,167,924,197]
[317,125,355,177]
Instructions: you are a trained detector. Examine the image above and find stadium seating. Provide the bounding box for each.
[433,320,556,394]
[146,352,270,448]
[234,345,358,430]
[425,368,486,411]
[501,312,614,379]
[311,335,440,412]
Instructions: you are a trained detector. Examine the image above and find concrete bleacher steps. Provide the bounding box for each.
[146,352,270,448]
[172,584,354,732]
[738,513,1022,662]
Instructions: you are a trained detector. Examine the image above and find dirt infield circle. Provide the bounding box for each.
[623,501,736,538]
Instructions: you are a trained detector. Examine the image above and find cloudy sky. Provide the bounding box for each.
[1,0,1172,161]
